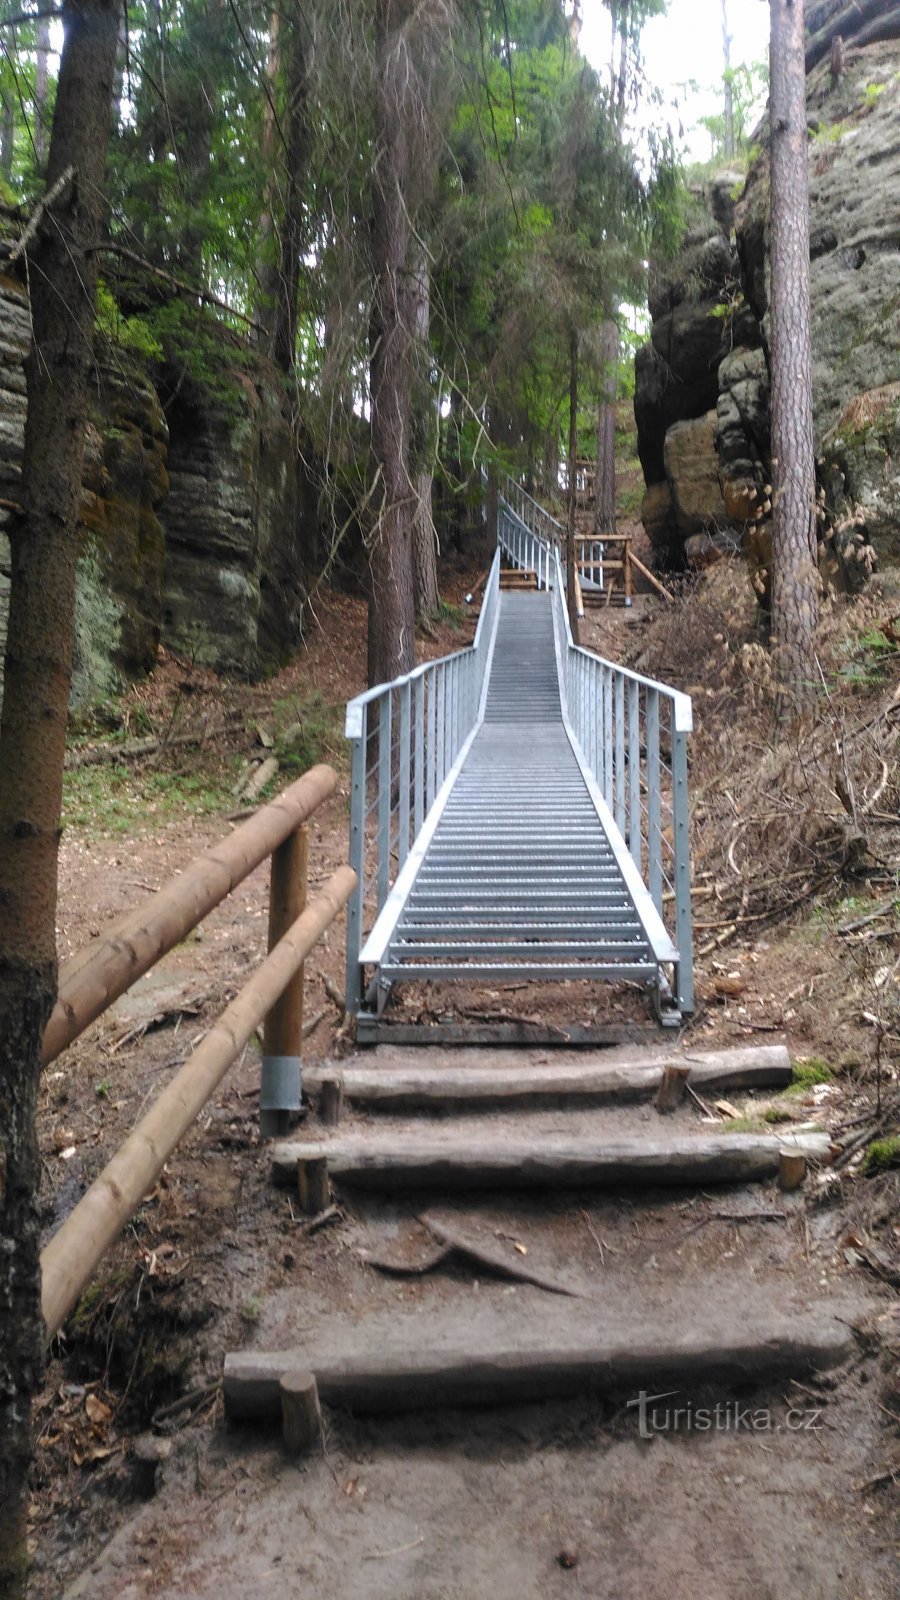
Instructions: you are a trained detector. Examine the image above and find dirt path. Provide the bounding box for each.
[47,1048,897,1600]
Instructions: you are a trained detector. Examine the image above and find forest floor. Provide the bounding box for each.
[27,505,899,1598]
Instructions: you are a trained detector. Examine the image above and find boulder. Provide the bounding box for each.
[663,412,728,536]
[634,302,728,484]
[716,347,770,524]
[641,481,676,554]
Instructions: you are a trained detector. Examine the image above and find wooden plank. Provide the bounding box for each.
[271,1130,831,1191]
[354,1020,655,1048]
[630,551,674,601]
[224,1316,853,1418]
[304,1044,794,1111]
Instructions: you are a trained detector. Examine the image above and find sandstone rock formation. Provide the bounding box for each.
[0,271,309,712]
[633,13,900,590]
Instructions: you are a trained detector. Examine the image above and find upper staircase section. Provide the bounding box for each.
[344,483,693,1035]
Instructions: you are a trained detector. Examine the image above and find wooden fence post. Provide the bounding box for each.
[260,825,308,1137]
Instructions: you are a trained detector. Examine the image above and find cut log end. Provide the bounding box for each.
[298,1154,331,1216]
[280,1369,321,1454]
[655,1064,690,1115]
[320,1075,345,1128]
[778,1151,808,1192]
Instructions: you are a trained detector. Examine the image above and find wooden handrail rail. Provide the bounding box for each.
[43,764,338,1064]
[41,864,357,1340]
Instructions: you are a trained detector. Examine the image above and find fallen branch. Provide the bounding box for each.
[295,1202,342,1237]
[361,1215,585,1298]
[99,242,266,333]
[837,897,900,936]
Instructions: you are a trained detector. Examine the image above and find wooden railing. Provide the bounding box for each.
[40,765,355,1340]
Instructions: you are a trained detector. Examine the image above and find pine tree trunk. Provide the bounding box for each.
[409,243,439,619]
[769,0,819,699]
[0,10,119,1592]
[270,16,310,374]
[34,18,52,166]
[367,0,416,686]
[566,328,580,645]
[0,90,13,180]
[594,319,617,537]
[722,0,735,159]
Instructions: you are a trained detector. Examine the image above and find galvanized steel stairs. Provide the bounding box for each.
[378,592,659,986]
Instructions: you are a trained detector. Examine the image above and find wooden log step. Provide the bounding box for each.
[272,1130,830,1192]
[224,1305,853,1419]
[305,1044,793,1113]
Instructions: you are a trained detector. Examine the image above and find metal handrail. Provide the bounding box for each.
[497,499,554,590]
[501,473,564,550]
[547,542,694,1013]
[344,546,502,1011]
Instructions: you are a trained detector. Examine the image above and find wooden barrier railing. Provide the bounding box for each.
[43,764,338,1064]
[39,764,355,1340]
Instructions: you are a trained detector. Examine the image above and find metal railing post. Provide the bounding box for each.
[647,689,663,916]
[615,675,626,837]
[377,695,392,910]
[344,724,366,1014]
[671,727,694,1013]
[628,679,641,871]
[414,675,425,834]
[398,679,411,869]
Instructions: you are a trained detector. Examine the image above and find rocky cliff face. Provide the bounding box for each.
[0,280,309,715]
[0,274,168,711]
[634,9,900,590]
[160,367,303,680]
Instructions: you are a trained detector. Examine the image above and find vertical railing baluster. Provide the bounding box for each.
[398,678,411,869]
[377,693,391,912]
[669,726,688,1011]
[414,674,425,835]
[603,669,613,809]
[628,678,641,872]
[437,664,446,788]
[671,721,693,1013]
[647,688,662,915]
[615,675,625,836]
[426,667,436,809]
[344,712,366,1014]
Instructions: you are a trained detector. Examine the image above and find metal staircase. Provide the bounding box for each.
[345,486,693,1038]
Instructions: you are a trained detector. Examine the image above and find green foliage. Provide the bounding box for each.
[862,1137,900,1176]
[272,692,343,776]
[95,281,163,360]
[814,119,851,145]
[63,762,231,836]
[789,1058,833,1093]
[837,628,900,689]
[695,60,769,164]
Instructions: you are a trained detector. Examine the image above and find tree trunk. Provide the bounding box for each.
[409,243,439,619]
[722,0,735,159]
[768,0,819,698]
[255,7,281,339]
[594,318,617,537]
[0,89,13,180]
[269,13,310,374]
[566,327,580,645]
[34,17,52,166]
[367,0,416,686]
[0,6,119,1593]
